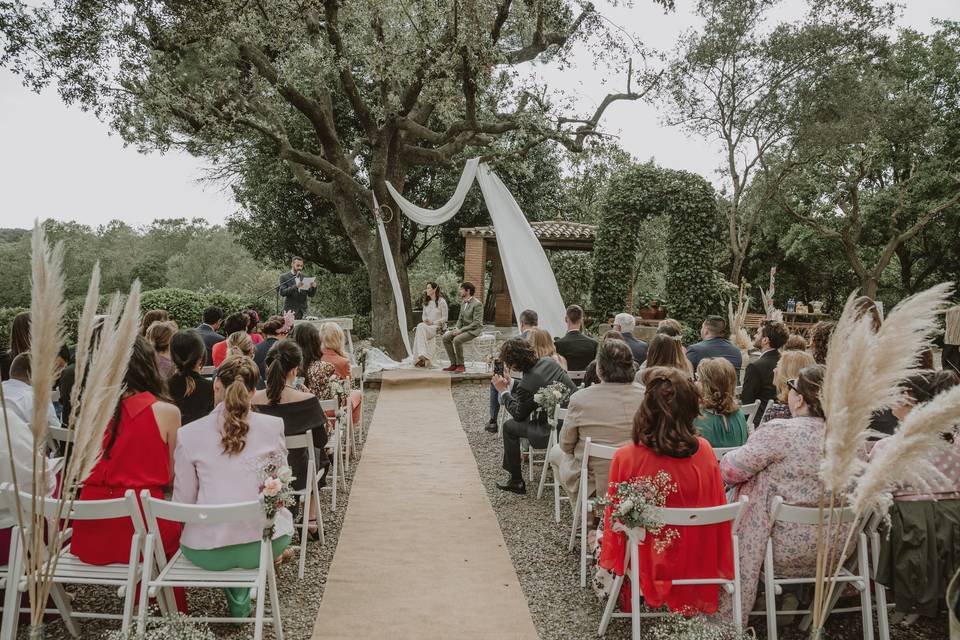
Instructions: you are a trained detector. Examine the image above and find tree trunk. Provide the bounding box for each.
[729,249,745,286]
[861,275,879,299]
[364,238,410,358]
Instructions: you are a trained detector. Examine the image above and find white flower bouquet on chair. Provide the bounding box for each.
[594,471,679,554]
[533,381,571,426]
[258,457,295,538]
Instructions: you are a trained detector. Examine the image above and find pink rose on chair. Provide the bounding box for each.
[262,477,283,497]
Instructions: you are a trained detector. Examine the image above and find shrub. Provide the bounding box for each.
[139,288,273,334]
[0,306,27,352]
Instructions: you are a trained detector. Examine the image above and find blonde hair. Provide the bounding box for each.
[145,320,178,353]
[216,355,260,455]
[697,358,739,417]
[527,327,557,360]
[774,349,816,403]
[226,330,254,358]
[319,322,347,358]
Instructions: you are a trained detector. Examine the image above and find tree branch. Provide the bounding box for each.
[505,3,594,64]
[321,0,378,140]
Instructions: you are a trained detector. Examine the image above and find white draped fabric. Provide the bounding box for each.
[381,159,567,343]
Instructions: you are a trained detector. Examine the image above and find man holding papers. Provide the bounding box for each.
[278,256,317,319]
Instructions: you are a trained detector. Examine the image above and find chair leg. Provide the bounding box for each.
[49,583,80,638]
[871,532,890,640]
[580,495,589,588]
[253,547,269,640]
[536,454,550,499]
[553,474,562,524]
[763,541,778,640]
[137,535,156,638]
[569,494,581,551]
[331,431,339,512]
[1,529,23,640]
[732,535,743,631]
[630,543,641,640]
[858,534,875,640]
[120,536,141,635]
[298,492,309,580]
[268,559,284,640]
[598,572,625,637]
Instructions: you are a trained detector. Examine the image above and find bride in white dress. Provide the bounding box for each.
[413,282,449,367]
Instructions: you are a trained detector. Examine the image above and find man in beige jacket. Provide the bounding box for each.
[548,339,645,503]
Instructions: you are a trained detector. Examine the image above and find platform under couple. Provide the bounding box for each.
[412,281,483,371]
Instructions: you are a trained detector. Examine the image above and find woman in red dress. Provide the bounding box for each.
[596,366,733,615]
[71,336,185,608]
[319,322,362,427]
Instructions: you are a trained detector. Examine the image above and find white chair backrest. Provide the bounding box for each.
[713,446,739,461]
[350,364,362,380]
[583,437,618,463]
[318,398,339,413]
[735,385,743,397]
[770,495,857,526]
[285,432,313,451]
[741,400,762,423]
[554,406,568,423]
[1,483,143,530]
[567,370,586,382]
[140,491,267,527]
[48,426,74,444]
[660,496,749,527]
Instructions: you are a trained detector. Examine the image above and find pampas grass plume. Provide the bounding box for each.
[66,262,101,433]
[28,223,66,441]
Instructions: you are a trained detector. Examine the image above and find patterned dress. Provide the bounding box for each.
[719,416,826,625]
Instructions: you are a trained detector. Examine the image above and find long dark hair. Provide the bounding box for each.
[290,322,323,376]
[7,311,30,358]
[633,366,701,458]
[139,309,169,337]
[422,281,445,307]
[265,341,303,405]
[170,329,206,396]
[104,336,171,458]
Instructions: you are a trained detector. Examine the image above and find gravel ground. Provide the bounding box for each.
[26,385,380,640]
[450,380,950,640]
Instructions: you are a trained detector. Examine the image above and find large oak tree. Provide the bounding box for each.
[1,0,668,354]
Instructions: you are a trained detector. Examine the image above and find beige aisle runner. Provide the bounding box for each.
[310,371,538,640]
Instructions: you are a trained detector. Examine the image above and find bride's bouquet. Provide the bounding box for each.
[533,381,571,425]
[594,471,679,553]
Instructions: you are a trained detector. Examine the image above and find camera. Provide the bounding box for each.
[493,359,504,377]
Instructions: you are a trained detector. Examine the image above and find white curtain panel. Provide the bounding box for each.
[381,158,567,356]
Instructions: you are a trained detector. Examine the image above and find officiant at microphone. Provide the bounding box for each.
[278,256,317,319]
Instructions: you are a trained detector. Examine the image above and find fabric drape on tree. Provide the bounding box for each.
[382,159,566,350]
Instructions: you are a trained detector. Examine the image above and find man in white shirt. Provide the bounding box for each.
[1,353,59,428]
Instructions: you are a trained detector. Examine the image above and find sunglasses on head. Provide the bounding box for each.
[786,378,799,392]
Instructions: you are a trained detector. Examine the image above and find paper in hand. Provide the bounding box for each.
[299,277,316,289]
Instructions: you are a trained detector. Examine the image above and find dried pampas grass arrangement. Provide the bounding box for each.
[0,222,141,634]
[810,282,956,635]
[728,282,752,351]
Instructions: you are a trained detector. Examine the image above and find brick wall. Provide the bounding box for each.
[463,237,487,302]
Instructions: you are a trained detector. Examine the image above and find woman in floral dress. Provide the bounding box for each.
[290,322,338,415]
[719,364,827,625]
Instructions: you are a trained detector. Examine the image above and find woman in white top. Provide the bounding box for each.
[413,281,449,367]
[173,355,294,618]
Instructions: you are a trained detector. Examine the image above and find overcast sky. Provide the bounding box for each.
[0,0,955,231]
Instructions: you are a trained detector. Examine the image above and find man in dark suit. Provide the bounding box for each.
[492,338,576,494]
[278,256,317,319]
[485,309,538,433]
[196,307,224,366]
[741,320,789,426]
[555,304,598,372]
[686,315,744,379]
[613,312,647,364]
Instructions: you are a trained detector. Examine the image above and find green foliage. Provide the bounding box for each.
[592,163,727,325]
[550,251,594,308]
[0,306,26,352]
[138,288,271,335]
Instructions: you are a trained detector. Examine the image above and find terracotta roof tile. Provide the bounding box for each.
[459,220,596,241]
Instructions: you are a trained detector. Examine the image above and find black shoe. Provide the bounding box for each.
[485,419,498,433]
[496,478,526,494]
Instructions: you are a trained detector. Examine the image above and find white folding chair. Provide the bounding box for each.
[538,406,570,523]
[0,484,147,638]
[567,370,587,386]
[350,363,365,438]
[751,496,874,640]
[137,493,283,640]
[735,384,743,397]
[0,503,25,640]
[319,399,347,512]
[741,400,763,425]
[46,425,74,455]
[569,437,619,587]
[598,497,749,639]
[864,511,892,640]
[285,431,323,578]
[199,365,216,378]
[713,446,740,461]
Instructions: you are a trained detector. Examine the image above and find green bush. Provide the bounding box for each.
[0,306,27,352]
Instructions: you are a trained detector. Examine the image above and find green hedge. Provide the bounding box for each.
[0,306,26,352]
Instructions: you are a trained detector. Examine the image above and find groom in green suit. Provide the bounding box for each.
[442,281,484,373]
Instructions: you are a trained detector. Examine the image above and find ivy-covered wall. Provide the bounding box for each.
[591,163,729,325]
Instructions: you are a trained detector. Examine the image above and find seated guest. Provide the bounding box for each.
[245,309,264,345]
[196,306,225,366]
[211,312,250,367]
[720,364,826,625]
[694,358,748,448]
[657,318,683,338]
[72,336,184,610]
[173,355,293,618]
[486,309,538,433]
[168,330,215,425]
[612,312,647,364]
[784,334,808,351]
[582,331,624,388]
[253,341,328,530]
[873,370,960,618]
[224,331,255,361]
[139,309,170,337]
[759,349,815,424]
[2,353,59,428]
[1,311,30,381]
[741,319,789,427]
[253,315,289,384]
[442,281,484,374]
[319,322,363,427]
[595,367,731,615]
[548,340,642,505]
[556,304,598,372]
[492,338,576,494]
[528,327,567,370]
[413,281,449,368]
[58,316,106,427]
[146,320,178,378]
[685,315,742,376]
[634,334,693,384]
[291,322,338,404]
[809,320,835,365]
